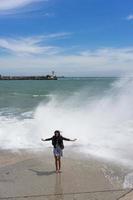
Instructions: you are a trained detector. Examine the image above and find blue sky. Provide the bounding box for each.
[0,0,133,76]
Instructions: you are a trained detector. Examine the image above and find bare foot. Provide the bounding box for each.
[58,170,62,173]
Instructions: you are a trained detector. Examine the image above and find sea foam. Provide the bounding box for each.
[0,77,133,167]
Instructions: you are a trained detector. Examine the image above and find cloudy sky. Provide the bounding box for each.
[0,0,133,76]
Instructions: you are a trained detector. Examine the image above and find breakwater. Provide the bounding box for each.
[0,75,57,80]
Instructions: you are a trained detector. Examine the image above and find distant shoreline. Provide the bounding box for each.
[0,76,120,80]
[0,75,57,80]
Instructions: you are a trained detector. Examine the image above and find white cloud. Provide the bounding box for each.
[0,33,72,56]
[0,0,47,16]
[0,47,133,76]
[42,32,72,40]
[126,14,133,20]
[80,48,133,62]
[0,36,64,56]
[0,0,43,11]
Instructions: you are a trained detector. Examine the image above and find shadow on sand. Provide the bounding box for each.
[29,169,56,176]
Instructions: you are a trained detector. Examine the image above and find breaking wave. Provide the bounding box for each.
[0,77,133,167]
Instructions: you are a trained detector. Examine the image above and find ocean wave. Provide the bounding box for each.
[0,77,133,168]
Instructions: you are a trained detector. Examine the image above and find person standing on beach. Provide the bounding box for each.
[41,130,77,173]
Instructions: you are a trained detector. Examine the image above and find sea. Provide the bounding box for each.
[0,77,133,176]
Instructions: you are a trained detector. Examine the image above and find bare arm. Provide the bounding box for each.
[71,138,77,142]
[41,137,52,142]
[62,137,77,142]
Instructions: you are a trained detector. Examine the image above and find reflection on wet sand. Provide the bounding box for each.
[54,173,63,200]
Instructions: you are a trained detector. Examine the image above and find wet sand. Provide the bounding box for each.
[0,149,132,200]
[119,190,133,200]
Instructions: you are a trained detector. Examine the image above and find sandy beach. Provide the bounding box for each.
[0,149,132,200]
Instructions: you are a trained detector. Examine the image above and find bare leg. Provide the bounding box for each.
[54,156,58,172]
[58,157,61,172]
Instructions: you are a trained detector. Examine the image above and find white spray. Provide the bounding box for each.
[0,77,133,167]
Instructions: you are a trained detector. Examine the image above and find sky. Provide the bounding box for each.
[0,0,133,76]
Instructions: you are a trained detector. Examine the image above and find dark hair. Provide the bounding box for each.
[54,130,60,136]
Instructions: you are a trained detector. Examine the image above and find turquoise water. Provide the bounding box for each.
[0,78,116,114]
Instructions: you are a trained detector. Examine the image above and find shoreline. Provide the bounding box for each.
[0,149,132,199]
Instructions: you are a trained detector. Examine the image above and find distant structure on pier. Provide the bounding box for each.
[0,72,57,80]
